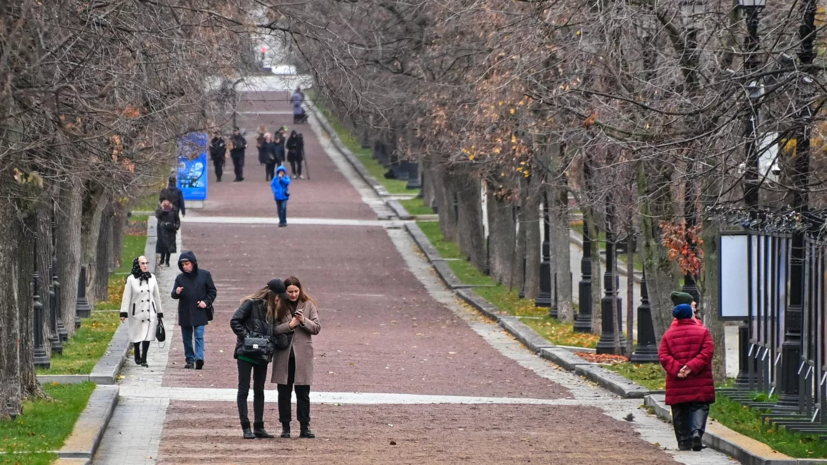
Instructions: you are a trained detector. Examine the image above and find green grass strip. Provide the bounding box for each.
[603,362,666,390]
[0,453,57,465]
[38,223,147,375]
[0,382,96,453]
[398,197,434,216]
[416,221,599,348]
[310,96,413,195]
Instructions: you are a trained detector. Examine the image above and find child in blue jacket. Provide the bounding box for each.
[271,165,291,226]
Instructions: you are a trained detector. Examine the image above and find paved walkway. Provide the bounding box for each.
[93,78,735,464]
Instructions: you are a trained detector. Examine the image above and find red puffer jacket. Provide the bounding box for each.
[659,319,716,405]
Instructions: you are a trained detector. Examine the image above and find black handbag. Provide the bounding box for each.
[274,333,292,351]
[238,333,275,359]
[206,304,214,321]
[156,318,166,344]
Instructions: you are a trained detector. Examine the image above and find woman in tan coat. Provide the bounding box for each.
[272,276,320,438]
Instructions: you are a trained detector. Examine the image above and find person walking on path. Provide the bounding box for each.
[230,279,287,440]
[259,132,278,181]
[171,251,217,370]
[120,256,164,367]
[155,198,180,267]
[160,176,186,216]
[291,87,305,124]
[270,166,291,227]
[210,132,227,182]
[272,276,321,439]
[229,127,247,182]
[274,130,286,165]
[286,131,304,179]
[659,303,715,452]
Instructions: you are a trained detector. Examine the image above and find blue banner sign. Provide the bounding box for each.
[176,132,208,201]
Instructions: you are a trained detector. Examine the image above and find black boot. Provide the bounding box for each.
[280,422,291,438]
[300,423,315,438]
[242,422,255,439]
[691,431,702,451]
[254,422,275,439]
[133,345,141,366]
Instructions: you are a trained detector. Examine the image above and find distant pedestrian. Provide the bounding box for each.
[210,132,227,182]
[270,166,291,227]
[231,279,287,439]
[171,251,217,370]
[160,176,186,216]
[259,133,278,181]
[272,276,320,439]
[229,127,247,182]
[274,130,286,165]
[286,131,304,179]
[120,256,164,368]
[659,303,715,452]
[155,198,180,267]
[292,87,305,124]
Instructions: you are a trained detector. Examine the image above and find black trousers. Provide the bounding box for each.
[133,341,150,361]
[237,359,269,428]
[159,252,171,266]
[265,161,276,181]
[231,154,244,180]
[277,351,311,424]
[671,402,710,446]
[289,159,302,178]
[212,158,224,181]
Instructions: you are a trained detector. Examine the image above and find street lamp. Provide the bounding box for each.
[596,203,626,355]
[536,191,552,309]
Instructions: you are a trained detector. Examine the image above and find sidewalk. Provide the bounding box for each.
[93,80,734,464]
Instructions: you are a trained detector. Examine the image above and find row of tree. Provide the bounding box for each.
[269,0,825,380]
[0,1,257,419]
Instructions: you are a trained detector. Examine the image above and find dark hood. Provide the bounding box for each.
[178,250,199,273]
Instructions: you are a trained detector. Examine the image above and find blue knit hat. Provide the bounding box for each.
[673,304,693,320]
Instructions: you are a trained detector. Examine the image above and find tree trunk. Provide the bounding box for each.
[551,184,573,321]
[487,191,516,285]
[95,205,114,302]
[18,212,42,399]
[513,197,527,294]
[56,174,83,335]
[111,202,127,270]
[524,183,541,300]
[82,185,108,305]
[0,189,22,419]
[700,221,727,383]
[590,212,603,335]
[36,198,55,357]
[436,168,458,242]
[456,174,486,270]
[626,233,635,358]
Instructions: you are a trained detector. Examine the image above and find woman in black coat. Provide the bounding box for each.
[230,279,286,440]
[286,131,304,179]
[259,133,278,181]
[155,199,180,267]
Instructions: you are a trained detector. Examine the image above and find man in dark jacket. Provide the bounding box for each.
[659,303,715,451]
[209,133,227,182]
[160,176,186,216]
[171,251,217,369]
[229,127,247,182]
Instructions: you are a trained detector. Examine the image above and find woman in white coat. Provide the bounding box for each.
[120,256,164,367]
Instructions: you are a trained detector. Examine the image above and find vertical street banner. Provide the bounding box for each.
[177,132,209,201]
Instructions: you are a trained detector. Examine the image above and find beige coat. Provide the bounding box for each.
[271,300,320,385]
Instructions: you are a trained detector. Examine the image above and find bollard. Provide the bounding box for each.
[595,207,626,355]
[537,193,552,309]
[404,161,422,189]
[76,265,91,326]
[53,263,68,343]
[629,271,659,363]
[574,219,594,333]
[48,275,63,355]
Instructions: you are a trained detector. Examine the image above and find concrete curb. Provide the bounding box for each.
[57,385,119,462]
[402,208,651,400]
[644,395,827,465]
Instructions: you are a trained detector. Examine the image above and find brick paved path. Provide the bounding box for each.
[94,78,735,465]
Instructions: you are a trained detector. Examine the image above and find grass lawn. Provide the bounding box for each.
[0,382,96,454]
[399,198,434,216]
[310,95,412,195]
[38,221,147,375]
[417,221,599,348]
[604,362,666,390]
[710,393,827,458]
[0,453,57,465]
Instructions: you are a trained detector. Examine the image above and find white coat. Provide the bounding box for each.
[119,274,163,343]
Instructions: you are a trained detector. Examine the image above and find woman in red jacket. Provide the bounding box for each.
[659,303,715,451]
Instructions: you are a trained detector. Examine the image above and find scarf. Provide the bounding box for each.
[130,257,152,284]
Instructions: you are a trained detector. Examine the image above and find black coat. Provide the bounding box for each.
[274,138,286,164]
[154,207,180,254]
[160,184,186,216]
[210,137,227,161]
[286,135,304,161]
[229,299,274,361]
[230,134,247,157]
[259,141,277,165]
[170,251,217,327]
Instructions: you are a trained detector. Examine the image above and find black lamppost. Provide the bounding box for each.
[537,191,552,309]
[630,271,658,363]
[574,217,593,333]
[33,243,50,369]
[596,204,626,354]
[53,256,68,343]
[678,0,704,305]
[778,0,816,411]
[76,265,92,320]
